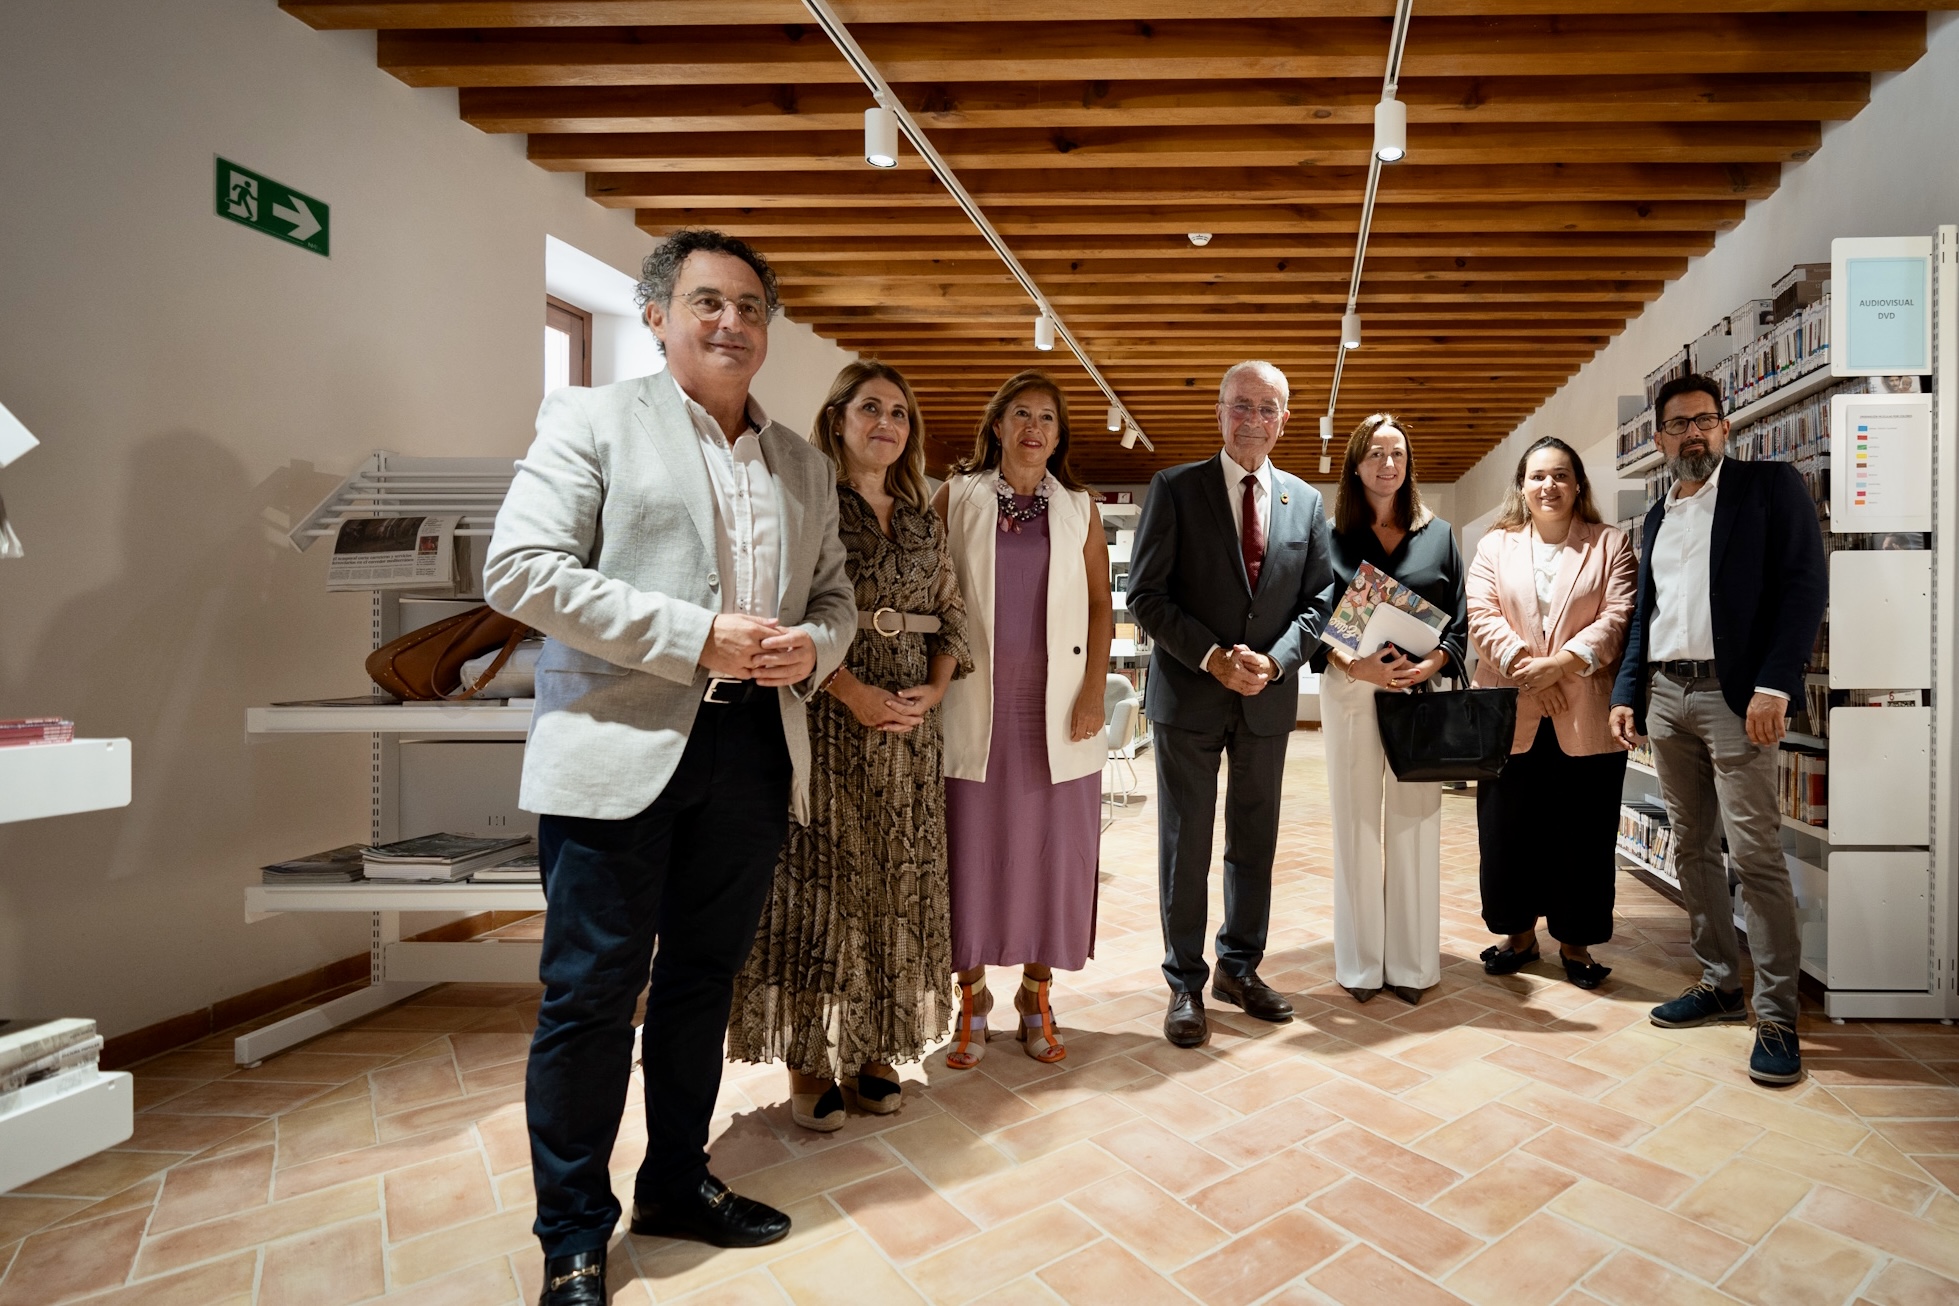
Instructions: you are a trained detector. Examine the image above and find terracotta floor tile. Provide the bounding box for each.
[1091,1119,1235,1197]
[50,1179,160,1230]
[143,1079,333,1117]
[1070,1170,1229,1269]
[910,1203,1099,1304]
[369,1055,465,1116]
[1425,1153,1578,1239]
[134,1182,378,1280]
[967,1278,1068,1306]
[259,1216,386,1306]
[1307,1079,1445,1145]
[1523,1128,1694,1205]
[1798,1184,1959,1280]
[1744,1130,1936,1211]
[1698,1085,1871,1154]
[830,1165,978,1262]
[996,1095,1140,1163]
[1828,1085,1959,1117]
[667,1269,792,1305]
[768,1230,926,1305]
[386,1205,537,1287]
[1173,1209,1348,1306]
[0,1195,91,1245]
[228,1052,400,1086]
[1630,1108,1760,1177]
[1593,1064,1715,1126]
[376,1258,522,1305]
[131,1050,236,1082]
[948,1140,1124,1228]
[1443,1212,1614,1306]
[64,1251,258,1306]
[882,1114,1015,1191]
[148,1143,274,1234]
[276,1126,476,1202]
[1504,1083,1651,1149]
[1198,1097,1341,1167]
[0,1209,148,1306]
[12,1148,187,1201]
[1577,1250,1739,1306]
[1670,1157,1814,1243]
[383,1150,498,1243]
[1307,1243,1473,1306]
[1870,1120,1959,1154]
[1859,1258,1959,1306]
[918,1071,1042,1136]
[1484,1045,1617,1099]
[1188,1147,1342,1234]
[1415,1103,1549,1173]
[1308,1177,1481,1277]
[1309,1124,1463,1203]
[375,1083,526,1141]
[1115,1074,1242,1140]
[736,1138,901,1210]
[122,1112,262,1155]
[274,1098,379,1170]
[1718,1218,1879,1306]
[1039,1239,1199,1306]
[1398,1027,1511,1073]
[1549,1180,1746,1281]
[1204,1059,1335,1115]
[628,1197,839,1299]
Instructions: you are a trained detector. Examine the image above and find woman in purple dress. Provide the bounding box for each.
[933,371,1113,1066]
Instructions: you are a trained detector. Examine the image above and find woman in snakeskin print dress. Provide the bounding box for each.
[728,361,971,1131]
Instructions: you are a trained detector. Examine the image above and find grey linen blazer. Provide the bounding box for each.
[483,369,856,823]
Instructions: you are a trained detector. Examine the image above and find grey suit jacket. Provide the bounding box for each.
[483,369,856,822]
[1127,454,1334,737]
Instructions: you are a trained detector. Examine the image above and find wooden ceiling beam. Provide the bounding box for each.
[633,202,1743,235]
[778,282,1667,305]
[711,232,1719,259]
[459,74,1870,134]
[803,320,1622,337]
[533,121,1818,171]
[793,302,1645,321]
[775,255,1693,282]
[287,2,1959,30]
[374,15,1926,88]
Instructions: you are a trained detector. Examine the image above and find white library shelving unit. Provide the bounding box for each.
[1615,227,1958,1022]
[239,453,544,1066]
[0,740,136,1191]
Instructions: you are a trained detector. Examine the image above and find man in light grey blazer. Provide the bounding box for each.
[1127,361,1334,1050]
[484,230,854,1306]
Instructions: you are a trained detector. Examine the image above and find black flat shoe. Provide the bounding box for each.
[1561,956,1612,990]
[538,1249,607,1305]
[1387,984,1425,1007]
[631,1175,790,1248]
[1480,943,1540,975]
[1342,985,1380,1004]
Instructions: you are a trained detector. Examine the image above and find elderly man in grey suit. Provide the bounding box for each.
[485,229,855,1306]
[1127,361,1334,1049]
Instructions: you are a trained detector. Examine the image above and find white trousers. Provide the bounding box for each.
[1320,663,1443,989]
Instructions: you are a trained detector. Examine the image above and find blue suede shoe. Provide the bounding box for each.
[1649,981,1746,1028]
[1749,1021,1803,1085]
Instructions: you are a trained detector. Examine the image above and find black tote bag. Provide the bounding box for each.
[1373,684,1519,783]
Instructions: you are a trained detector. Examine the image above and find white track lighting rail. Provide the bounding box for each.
[1322,0,1416,465]
[799,0,1153,453]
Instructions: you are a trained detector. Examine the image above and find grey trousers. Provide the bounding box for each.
[1645,670,1802,1026]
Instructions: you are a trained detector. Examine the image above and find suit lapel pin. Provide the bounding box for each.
[1279,492,1290,505]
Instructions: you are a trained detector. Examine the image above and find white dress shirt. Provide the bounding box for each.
[1647,458,1785,700]
[1523,529,1596,675]
[678,387,781,622]
[1202,449,1276,676]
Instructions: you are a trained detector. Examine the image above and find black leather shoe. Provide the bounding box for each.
[1164,991,1208,1047]
[1342,985,1380,1004]
[1211,971,1294,1022]
[1479,943,1540,975]
[1561,955,1612,990]
[1387,984,1425,1007]
[630,1175,791,1248]
[538,1249,607,1305]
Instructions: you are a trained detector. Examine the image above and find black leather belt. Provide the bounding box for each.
[1651,659,1717,679]
[703,677,764,705]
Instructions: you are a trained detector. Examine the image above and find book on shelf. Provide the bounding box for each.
[0,1017,97,1081]
[472,852,541,885]
[0,717,75,748]
[261,844,368,885]
[269,695,404,708]
[1775,749,1828,827]
[363,833,534,882]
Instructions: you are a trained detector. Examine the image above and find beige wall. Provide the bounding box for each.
[0,0,849,1035]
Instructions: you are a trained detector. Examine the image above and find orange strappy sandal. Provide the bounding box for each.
[945,977,992,1070]
[1016,974,1067,1064]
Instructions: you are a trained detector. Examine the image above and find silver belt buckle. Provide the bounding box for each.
[704,676,744,704]
[871,606,905,638]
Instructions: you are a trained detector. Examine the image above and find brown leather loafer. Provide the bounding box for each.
[1211,971,1294,1023]
[1164,991,1208,1048]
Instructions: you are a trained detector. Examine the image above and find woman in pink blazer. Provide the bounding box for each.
[1467,437,1637,989]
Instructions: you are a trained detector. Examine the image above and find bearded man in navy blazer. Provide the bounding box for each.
[1127,361,1334,1048]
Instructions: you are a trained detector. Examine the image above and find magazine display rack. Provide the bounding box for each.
[240,456,544,1066]
[1615,226,1958,1022]
[0,743,135,1190]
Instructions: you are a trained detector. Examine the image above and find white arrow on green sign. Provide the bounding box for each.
[215,158,329,256]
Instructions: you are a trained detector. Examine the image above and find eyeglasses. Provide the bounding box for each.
[679,289,773,328]
[1659,412,1725,437]
[1222,400,1285,426]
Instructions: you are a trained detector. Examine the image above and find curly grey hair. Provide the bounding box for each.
[633,228,781,319]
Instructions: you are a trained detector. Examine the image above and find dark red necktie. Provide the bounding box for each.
[1240,474,1265,588]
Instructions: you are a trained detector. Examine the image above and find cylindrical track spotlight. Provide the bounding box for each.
[1121,426,1139,450]
[863,105,899,168]
[1106,404,1123,432]
[1340,311,1362,350]
[1373,95,1407,163]
[1318,414,1334,474]
[1319,415,1334,441]
[1033,313,1056,351]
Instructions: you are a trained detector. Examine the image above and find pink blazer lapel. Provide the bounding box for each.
[1498,529,1545,658]
[1545,518,1594,643]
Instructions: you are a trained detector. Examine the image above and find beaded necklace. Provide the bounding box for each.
[994,472,1053,533]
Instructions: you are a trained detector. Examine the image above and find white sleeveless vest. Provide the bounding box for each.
[941,472,1107,785]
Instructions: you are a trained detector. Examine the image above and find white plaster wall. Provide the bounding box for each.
[1451,14,1959,525]
[0,0,846,1035]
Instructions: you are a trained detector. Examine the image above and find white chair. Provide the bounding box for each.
[1102,674,1143,820]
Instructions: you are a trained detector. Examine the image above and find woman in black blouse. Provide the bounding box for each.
[1313,414,1468,1006]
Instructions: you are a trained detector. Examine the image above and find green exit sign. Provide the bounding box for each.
[215,158,329,256]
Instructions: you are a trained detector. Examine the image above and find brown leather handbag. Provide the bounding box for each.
[365,606,534,701]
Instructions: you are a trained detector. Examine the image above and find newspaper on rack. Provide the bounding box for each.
[0,492,22,560]
[1321,561,1450,661]
[325,515,463,592]
[363,833,533,882]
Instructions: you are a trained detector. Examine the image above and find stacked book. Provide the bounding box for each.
[472,852,540,885]
[1776,747,1829,828]
[364,834,533,882]
[0,717,74,748]
[1617,800,1676,884]
[262,845,367,885]
[1,1018,102,1102]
